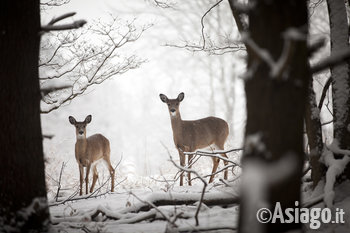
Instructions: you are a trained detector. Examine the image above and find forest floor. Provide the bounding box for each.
[48,182,239,233]
[47,168,350,233]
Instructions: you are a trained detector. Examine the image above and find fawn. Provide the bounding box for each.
[69,115,115,195]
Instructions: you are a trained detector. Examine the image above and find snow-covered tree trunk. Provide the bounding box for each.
[0,1,49,231]
[327,0,350,177]
[238,0,308,232]
[305,79,325,188]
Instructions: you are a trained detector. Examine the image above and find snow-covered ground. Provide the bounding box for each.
[48,178,240,233]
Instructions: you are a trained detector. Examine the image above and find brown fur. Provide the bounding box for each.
[69,115,115,195]
[160,93,229,186]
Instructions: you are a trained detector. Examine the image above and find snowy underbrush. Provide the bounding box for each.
[48,182,240,233]
[302,175,350,232]
[45,144,241,232]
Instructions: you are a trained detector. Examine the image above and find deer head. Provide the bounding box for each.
[69,115,92,139]
[159,92,184,117]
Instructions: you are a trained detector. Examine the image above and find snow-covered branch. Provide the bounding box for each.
[40,16,151,113]
[320,140,350,207]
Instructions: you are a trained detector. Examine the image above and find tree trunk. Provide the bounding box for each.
[0,1,49,231]
[305,79,325,188]
[327,0,350,178]
[238,1,308,233]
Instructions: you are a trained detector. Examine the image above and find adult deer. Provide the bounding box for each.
[69,115,115,195]
[160,92,229,186]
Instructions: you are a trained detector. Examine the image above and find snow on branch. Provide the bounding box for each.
[129,191,179,227]
[40,16,151,114]
[168,155,207,226]
[40,84,71,97]
[183,148,242,167]
[49,156,123,207]
[41,12,87,33]
[321,139,350,207]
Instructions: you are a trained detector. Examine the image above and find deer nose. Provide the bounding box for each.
[170,109,176,113]
[79,131,84,135]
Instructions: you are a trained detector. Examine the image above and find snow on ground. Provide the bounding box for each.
[48,181,240,233]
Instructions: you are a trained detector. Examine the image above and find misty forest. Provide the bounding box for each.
[2,0,350,232]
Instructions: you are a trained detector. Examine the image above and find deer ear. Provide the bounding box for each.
[159,94,168,103]
[85,115,92,124]
[177,92,184,102]
[69,116,76,125]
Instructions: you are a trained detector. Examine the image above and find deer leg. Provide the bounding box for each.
[90,165,98,193]
[179,150,185,186]
[103,158,115,192]
[221,153,229,180]
[79,164,84,196]
[187,154,193,186]
[85,164,91,195]
[209,157,219,183]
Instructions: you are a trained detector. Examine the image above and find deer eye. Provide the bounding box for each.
[167,103,170,106]
[176,103,179,106]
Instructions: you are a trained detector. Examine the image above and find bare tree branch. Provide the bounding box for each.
[200,0,223,49]
[311,49,350,74]
[318,77,332,110]
[41,12,86,33]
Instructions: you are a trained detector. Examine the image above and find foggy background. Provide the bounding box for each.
[40,0,246,195]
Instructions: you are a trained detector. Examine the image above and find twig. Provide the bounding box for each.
[55,162,66,202]
[169,156,207,226]
[49,156,123,207]
[183,149,242,167]
[200,0,223,49]
[318,77,332,110]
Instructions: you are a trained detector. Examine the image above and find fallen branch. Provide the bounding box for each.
[118,191,239,214]
[129,191,177,227]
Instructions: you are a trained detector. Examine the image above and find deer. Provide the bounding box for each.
[68,115,115,195]
[159,92,230,186]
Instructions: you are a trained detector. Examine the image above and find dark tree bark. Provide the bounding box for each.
[238,1,308,233]
[305,80,325,188]
[327,0,350,179]
[0,1,49,231]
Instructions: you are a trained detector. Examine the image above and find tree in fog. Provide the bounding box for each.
[40,15,150,114]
